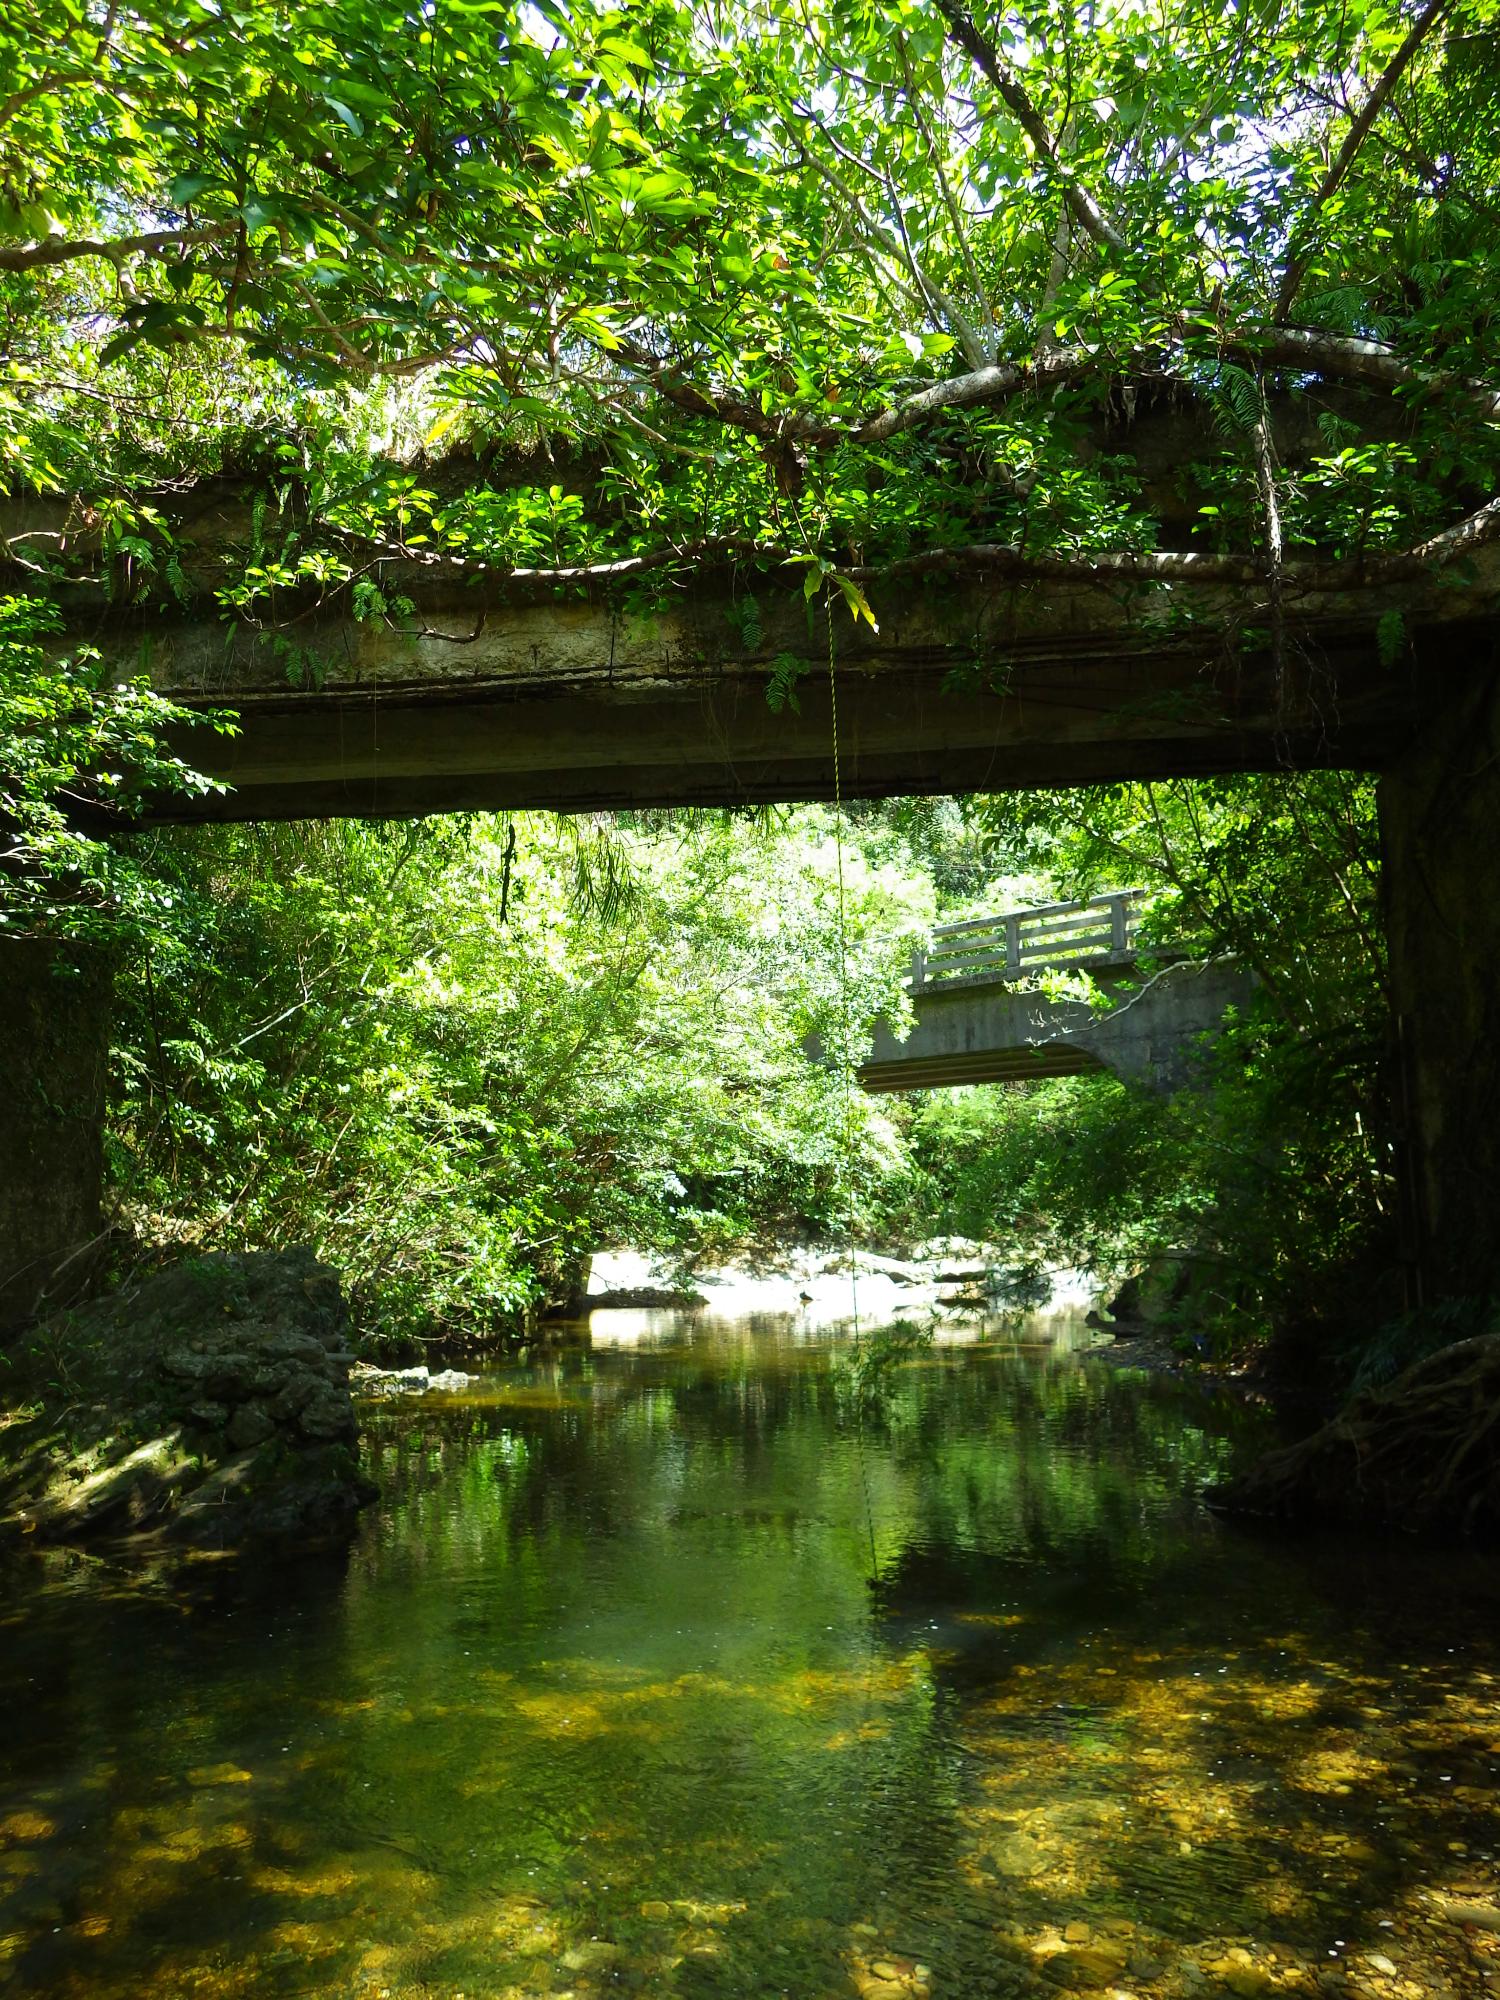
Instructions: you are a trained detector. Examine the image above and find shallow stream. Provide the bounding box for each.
[2,1314,1498,1999]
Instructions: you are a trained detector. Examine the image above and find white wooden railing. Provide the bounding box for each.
[908,891,1146,992]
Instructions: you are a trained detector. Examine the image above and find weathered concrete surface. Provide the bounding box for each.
[860,957,1254,1092]
[49,550,1500,821]
[1,391,1492,819]
[1379,668,1500,1303]
[0,940,112,1322]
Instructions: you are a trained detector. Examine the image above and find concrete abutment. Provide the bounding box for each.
[1379,669,1500,1306]
[0,940,112,1326]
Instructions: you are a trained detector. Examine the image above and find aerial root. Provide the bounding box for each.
[1209,1332,1500,1538]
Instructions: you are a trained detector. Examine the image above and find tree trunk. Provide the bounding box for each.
[0,939,113,1327]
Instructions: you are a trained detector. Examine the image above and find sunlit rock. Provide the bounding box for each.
[0,1248,374,1553]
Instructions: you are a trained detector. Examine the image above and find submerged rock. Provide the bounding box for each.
[0,1248,376,1554]
[350,1362,478,1396]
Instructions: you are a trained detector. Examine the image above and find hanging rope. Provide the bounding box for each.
[498,819,517,924]
[826,589,881,1588]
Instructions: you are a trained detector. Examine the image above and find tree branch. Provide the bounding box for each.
[615,341,800,440]
[1275,0,1453,323]
[0,67,98,131]
[376,533,785,583]
[611,315,1500,466]
[0,222,238,273]
[853,346,1090,440]
[1384,491,1500,571]
[935,1,1128,255]
[1235,327,1500,422]
[365,524,1498,595]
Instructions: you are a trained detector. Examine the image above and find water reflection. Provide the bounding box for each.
[1,1318,1498,1998]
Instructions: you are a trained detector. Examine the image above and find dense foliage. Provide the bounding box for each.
[106,809,928,1341]
[4,0,1499,607]
[0,595,235,939]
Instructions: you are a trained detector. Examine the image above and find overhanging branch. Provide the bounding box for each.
[1274,0,1453,323]
[616,322,1500,454]
[0,222,238,273]
[366,516,1500,594]
[935,1,1128,257]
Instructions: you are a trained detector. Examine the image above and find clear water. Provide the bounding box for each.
[1,1315,1498,1999]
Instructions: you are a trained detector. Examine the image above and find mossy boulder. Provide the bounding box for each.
[0,1248,376,1553]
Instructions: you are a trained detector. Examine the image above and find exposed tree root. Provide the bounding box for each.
[1209,1333,1500,1538]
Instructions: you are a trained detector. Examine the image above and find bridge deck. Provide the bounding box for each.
[859,894,1247,1094]
[22,515,1490,819]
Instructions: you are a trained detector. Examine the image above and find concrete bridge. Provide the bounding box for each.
[859,893,1252,1093]
[5,440,1500,1316]
[11,466,1497,823]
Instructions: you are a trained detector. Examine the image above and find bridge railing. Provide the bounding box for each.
[908,891,1147,992]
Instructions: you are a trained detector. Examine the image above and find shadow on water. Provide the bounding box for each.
[1,1316,1497,1998]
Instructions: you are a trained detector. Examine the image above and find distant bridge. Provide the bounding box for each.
[859,892,1252,1092]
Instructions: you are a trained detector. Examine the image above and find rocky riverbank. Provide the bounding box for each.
[582,1241,1095,1328]
[0,1248,376,1554]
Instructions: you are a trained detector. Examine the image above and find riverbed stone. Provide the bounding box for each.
[227,1401,276,1450]
[1043,1944,1129,1988]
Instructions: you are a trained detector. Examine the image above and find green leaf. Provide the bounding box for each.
[833,574,879,631]
[323,97,366,139]
[169,171,221,205]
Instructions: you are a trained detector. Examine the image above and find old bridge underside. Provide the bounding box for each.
[16,457,1497,820]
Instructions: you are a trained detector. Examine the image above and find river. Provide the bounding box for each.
[1,1313,1497,1998]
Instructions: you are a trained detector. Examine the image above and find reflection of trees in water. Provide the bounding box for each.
[367,1345,1258,1567]
[350,1345,1275,1771]
[5,1349,1499,2000]
[364,1352,852,1552]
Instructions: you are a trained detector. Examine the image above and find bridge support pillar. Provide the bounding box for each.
[0,940,113,1328]
[1379,670,1500,1305]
